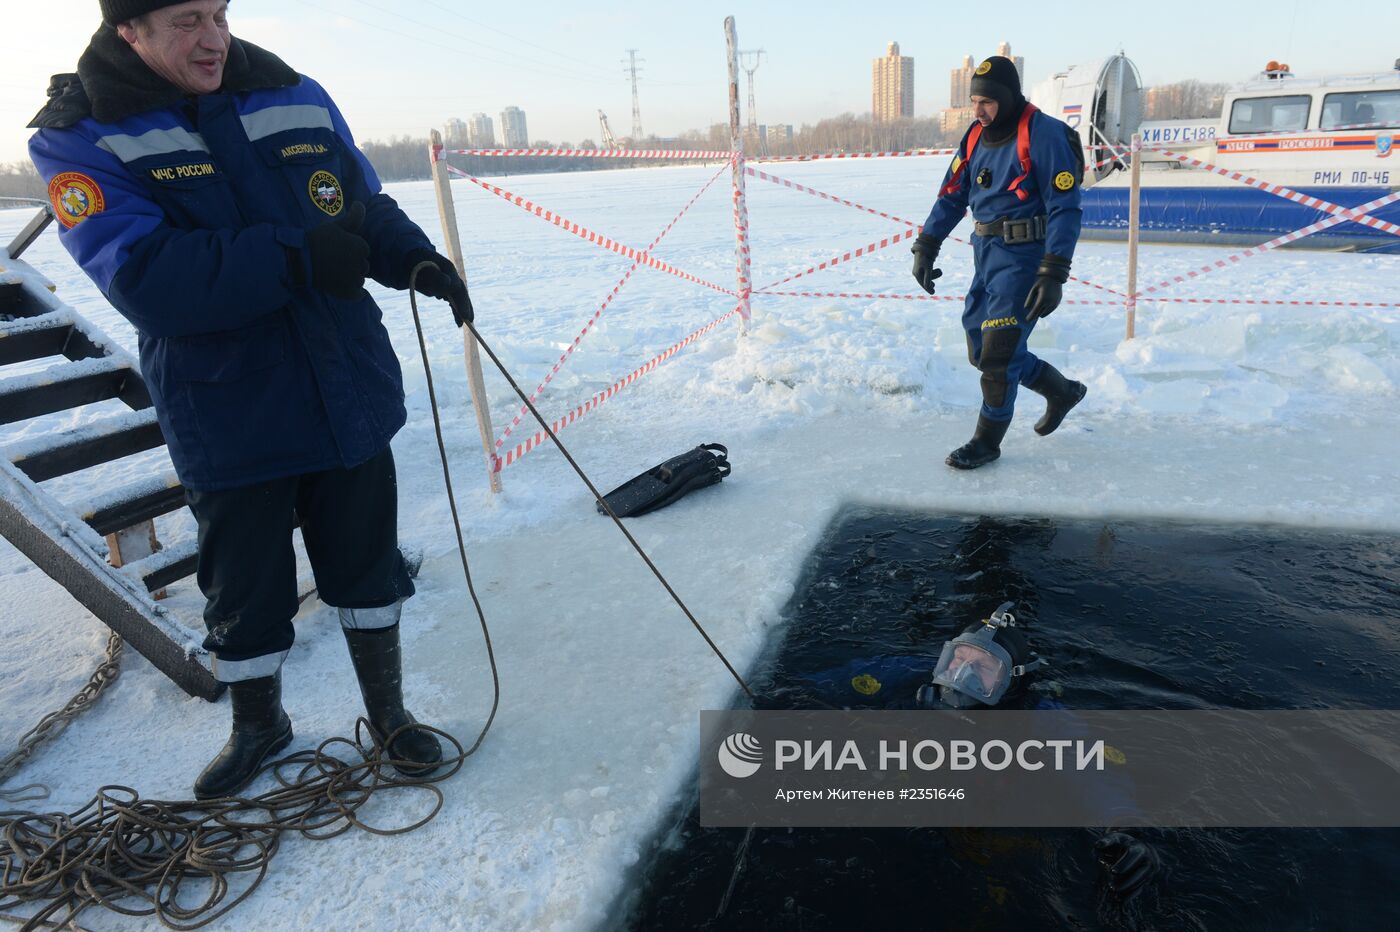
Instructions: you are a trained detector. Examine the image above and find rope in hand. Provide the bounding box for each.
[0,272,506,931]
[404,263,502,755]
[408,262,754,701]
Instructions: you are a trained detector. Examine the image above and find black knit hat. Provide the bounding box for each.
[100,0,190,24]
[969,55,1023,108]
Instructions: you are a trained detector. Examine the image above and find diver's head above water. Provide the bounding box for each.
[919,602,1044,709]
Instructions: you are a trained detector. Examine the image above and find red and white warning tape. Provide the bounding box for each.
[1085,147,1134,172]
[753,289,1128,306]
[446,148,734,160]
[493,162,732,452]
[732,155,754,319]
[1141,296,1400,309]
[743,168,923,292]
[1065,269,1131,300]
[752,145,1122,169]
[1135,125,1394,148]
[745,166,921,226]
[754,290,1400,309]
[1137,189,1400,297]
[756,289,953,301]
[1155,149,1400,238]
[495,305,740,471]
[1076,295,1400,309]
[757,228,917,292]
[449,166,737,297]
[745,166,1130,300]
[753,148,957,164]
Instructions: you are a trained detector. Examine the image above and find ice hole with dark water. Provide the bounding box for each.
[619,506,1400,930]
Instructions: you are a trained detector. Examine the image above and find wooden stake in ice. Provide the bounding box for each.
[725,16,753,332]
[1125,132,1143,341]
[429,130,501,493]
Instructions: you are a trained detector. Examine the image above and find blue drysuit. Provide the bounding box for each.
[922,107,1084,421]
[798,655,1141,821]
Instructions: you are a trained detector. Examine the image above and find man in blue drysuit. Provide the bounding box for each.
[28,0,471,798]
[800,602,1161,900]
[912,56,1089,469]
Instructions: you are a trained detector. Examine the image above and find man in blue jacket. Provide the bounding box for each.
[29,0,470,799]
[913,57,1089,469]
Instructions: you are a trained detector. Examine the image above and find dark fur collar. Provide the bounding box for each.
[29,23,299,129]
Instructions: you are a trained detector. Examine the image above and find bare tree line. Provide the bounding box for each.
[361,134,687,180]
[1143,80,1231,121]
[0,162,45,203]
[361,83,1229,179]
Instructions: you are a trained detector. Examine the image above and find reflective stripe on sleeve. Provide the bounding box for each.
[96,126,210,162]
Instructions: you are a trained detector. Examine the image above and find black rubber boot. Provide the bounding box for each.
[1025,363,1087,436]
[946,415,1011,470]
[342,624,443,776]
[194,674,293,800]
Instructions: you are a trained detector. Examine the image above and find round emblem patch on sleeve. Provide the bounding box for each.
[308,170,344,215]
[1054,170,1077,191]
[48,171,105,229]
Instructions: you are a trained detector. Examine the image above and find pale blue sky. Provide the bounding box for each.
[3,0,1398,162]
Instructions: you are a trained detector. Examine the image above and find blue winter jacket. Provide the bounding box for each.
[28,27,433,490]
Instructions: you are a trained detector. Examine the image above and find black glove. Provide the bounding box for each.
[405,248,473,327]
[1024,253,1071,322]
[1094,831,1159,899]
[910,233,944,295]
[304,201,369,300]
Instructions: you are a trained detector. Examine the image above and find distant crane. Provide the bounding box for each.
[623,49,645,140]
[739,48,767,156]
[598,109,619,150]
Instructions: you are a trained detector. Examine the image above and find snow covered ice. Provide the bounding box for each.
[2,157,1399,929]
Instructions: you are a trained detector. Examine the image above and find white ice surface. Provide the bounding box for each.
[2,158,1399,930]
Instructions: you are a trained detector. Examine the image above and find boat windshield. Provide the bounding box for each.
[1321,89,1400,130]
[1228,95,1312,134]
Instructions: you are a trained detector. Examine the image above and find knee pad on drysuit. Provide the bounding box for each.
[978,326,1022,409]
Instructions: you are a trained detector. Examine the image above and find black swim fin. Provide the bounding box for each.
[597,444,731,518]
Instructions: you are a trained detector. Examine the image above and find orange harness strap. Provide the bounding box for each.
[939,103,1040,202]
[1006,103,1039,202]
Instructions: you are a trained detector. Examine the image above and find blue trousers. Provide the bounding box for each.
[962,235,1049,422]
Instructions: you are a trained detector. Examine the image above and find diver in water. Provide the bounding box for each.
[916,602,1160,900]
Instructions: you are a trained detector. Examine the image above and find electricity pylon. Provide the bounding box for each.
[739,49,767,156]
[623,50,645,140]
